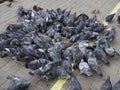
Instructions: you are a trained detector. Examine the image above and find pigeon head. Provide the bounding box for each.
[88,51,94,58]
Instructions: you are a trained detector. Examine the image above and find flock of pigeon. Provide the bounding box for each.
[1,5,120,90]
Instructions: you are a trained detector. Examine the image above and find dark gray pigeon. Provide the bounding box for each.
[17,6,27,17]
[105,26,116,42]
[101,76,112,90]
[29,62,53,75]
[70,74,82,90]
[94,41,110,65]
[55,67,71,79]
[33,5,43,12]
[4,75,31,90]
[62,59,72,73]
[105,13,115,22]
[113,79,120,90]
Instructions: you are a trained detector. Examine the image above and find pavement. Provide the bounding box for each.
[0,0,120,90]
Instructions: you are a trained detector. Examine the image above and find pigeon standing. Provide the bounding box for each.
[87,51,103,76]
[105,26,116,42]
[70,74,82,90]
[62,59,72,73]
[105,13,115,22]
[33,5,43,12]
[104,40,120,57]
[79,59,93,77]
[4,75,31,90]
[54,32,62,42]
[94,41,110,65]
[101,76,112,90]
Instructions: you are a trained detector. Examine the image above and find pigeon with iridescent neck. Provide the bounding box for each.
[104,40,120,57]
[87,51,103,76]
[94,41,110,65]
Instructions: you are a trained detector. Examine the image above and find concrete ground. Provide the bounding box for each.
[0,0,120,90]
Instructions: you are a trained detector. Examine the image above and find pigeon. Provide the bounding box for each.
[33,5,43,12]
[54,32,62,42]
[72,46,84,69]
[25,58,50,70]
[87,51,103,76]
[101,76,112,90]
[47,27,56,38]
[62,49,72,60]
[117,15,120,24]
[62,59,72,73]
[29,62,53,75]
[113,79,120,90]
[94,41,110,65]
[17,6,27,17]
[105,13,115,22]
[70,74,82,90]
[79,59,93,77]
[42,68,58,81]
[55,67,71,79]
[32,32,52,49]
[105,26,116,42]
[104,40,120,57]
[70,34,80,43]
[78,13,89,21]
[54,42,72,50]
[4,75,31,90]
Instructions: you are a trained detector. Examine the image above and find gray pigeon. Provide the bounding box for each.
[101,76,112,90]
[4,75,31,90]
[29,62,53,75]
[94,41,110,65]
[62,59,72,73]
[55,67,71,79]
[71,74,82,90]
[79,59,93,77]
[113,79,120,90]
[87,51,103,76]
[104,40,120,57]
[105,26,116,42]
